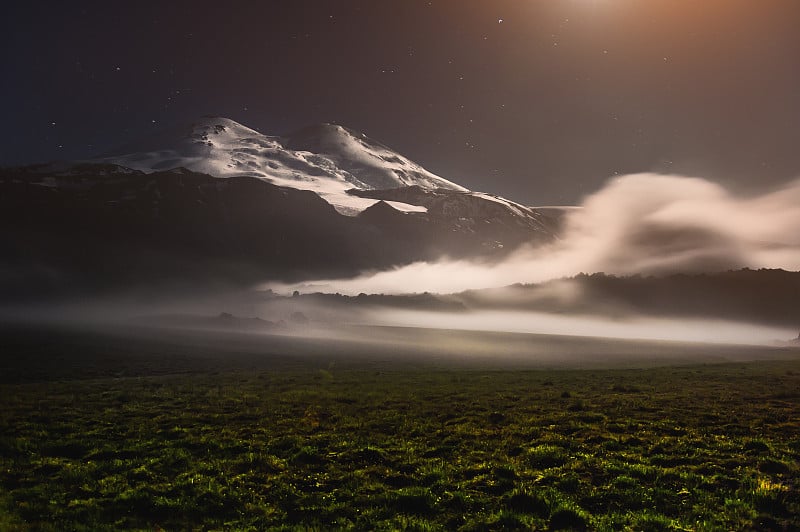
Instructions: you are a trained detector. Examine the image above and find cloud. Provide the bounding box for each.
[272,173,800,295]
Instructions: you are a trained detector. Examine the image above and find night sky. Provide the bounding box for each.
[3,0,799,205]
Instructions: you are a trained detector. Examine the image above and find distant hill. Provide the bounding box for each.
[454,269,800,328]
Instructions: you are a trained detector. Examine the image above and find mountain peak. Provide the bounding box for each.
[284,123,375,151]
[282,122,467,192]
[187,116,266,142]
[96,116,467,215]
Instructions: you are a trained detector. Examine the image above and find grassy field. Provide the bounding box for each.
[0,325,799,530]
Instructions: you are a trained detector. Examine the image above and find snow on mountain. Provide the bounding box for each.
[283,123,467,192]
[99,117,463,215]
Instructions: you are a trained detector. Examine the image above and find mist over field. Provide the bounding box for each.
[276,173,800,295]
[365,309,795,347]
[3,283,795,356]
[2,172,800,350]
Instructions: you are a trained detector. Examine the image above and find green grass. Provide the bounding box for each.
[0,339,799,530]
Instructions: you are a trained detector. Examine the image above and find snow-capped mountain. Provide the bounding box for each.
[98,117,465,215]
[0,116,563,297]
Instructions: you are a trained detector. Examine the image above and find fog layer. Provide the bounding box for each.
[367,309,795,347]
[275,174,800,295]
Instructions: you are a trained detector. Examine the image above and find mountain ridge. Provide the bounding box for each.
[95,116,467,215]
[0,116,563,298]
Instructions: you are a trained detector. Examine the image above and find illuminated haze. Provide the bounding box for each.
[275,173,800,295]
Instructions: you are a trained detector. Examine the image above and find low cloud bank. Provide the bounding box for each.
[274,173,800,295]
